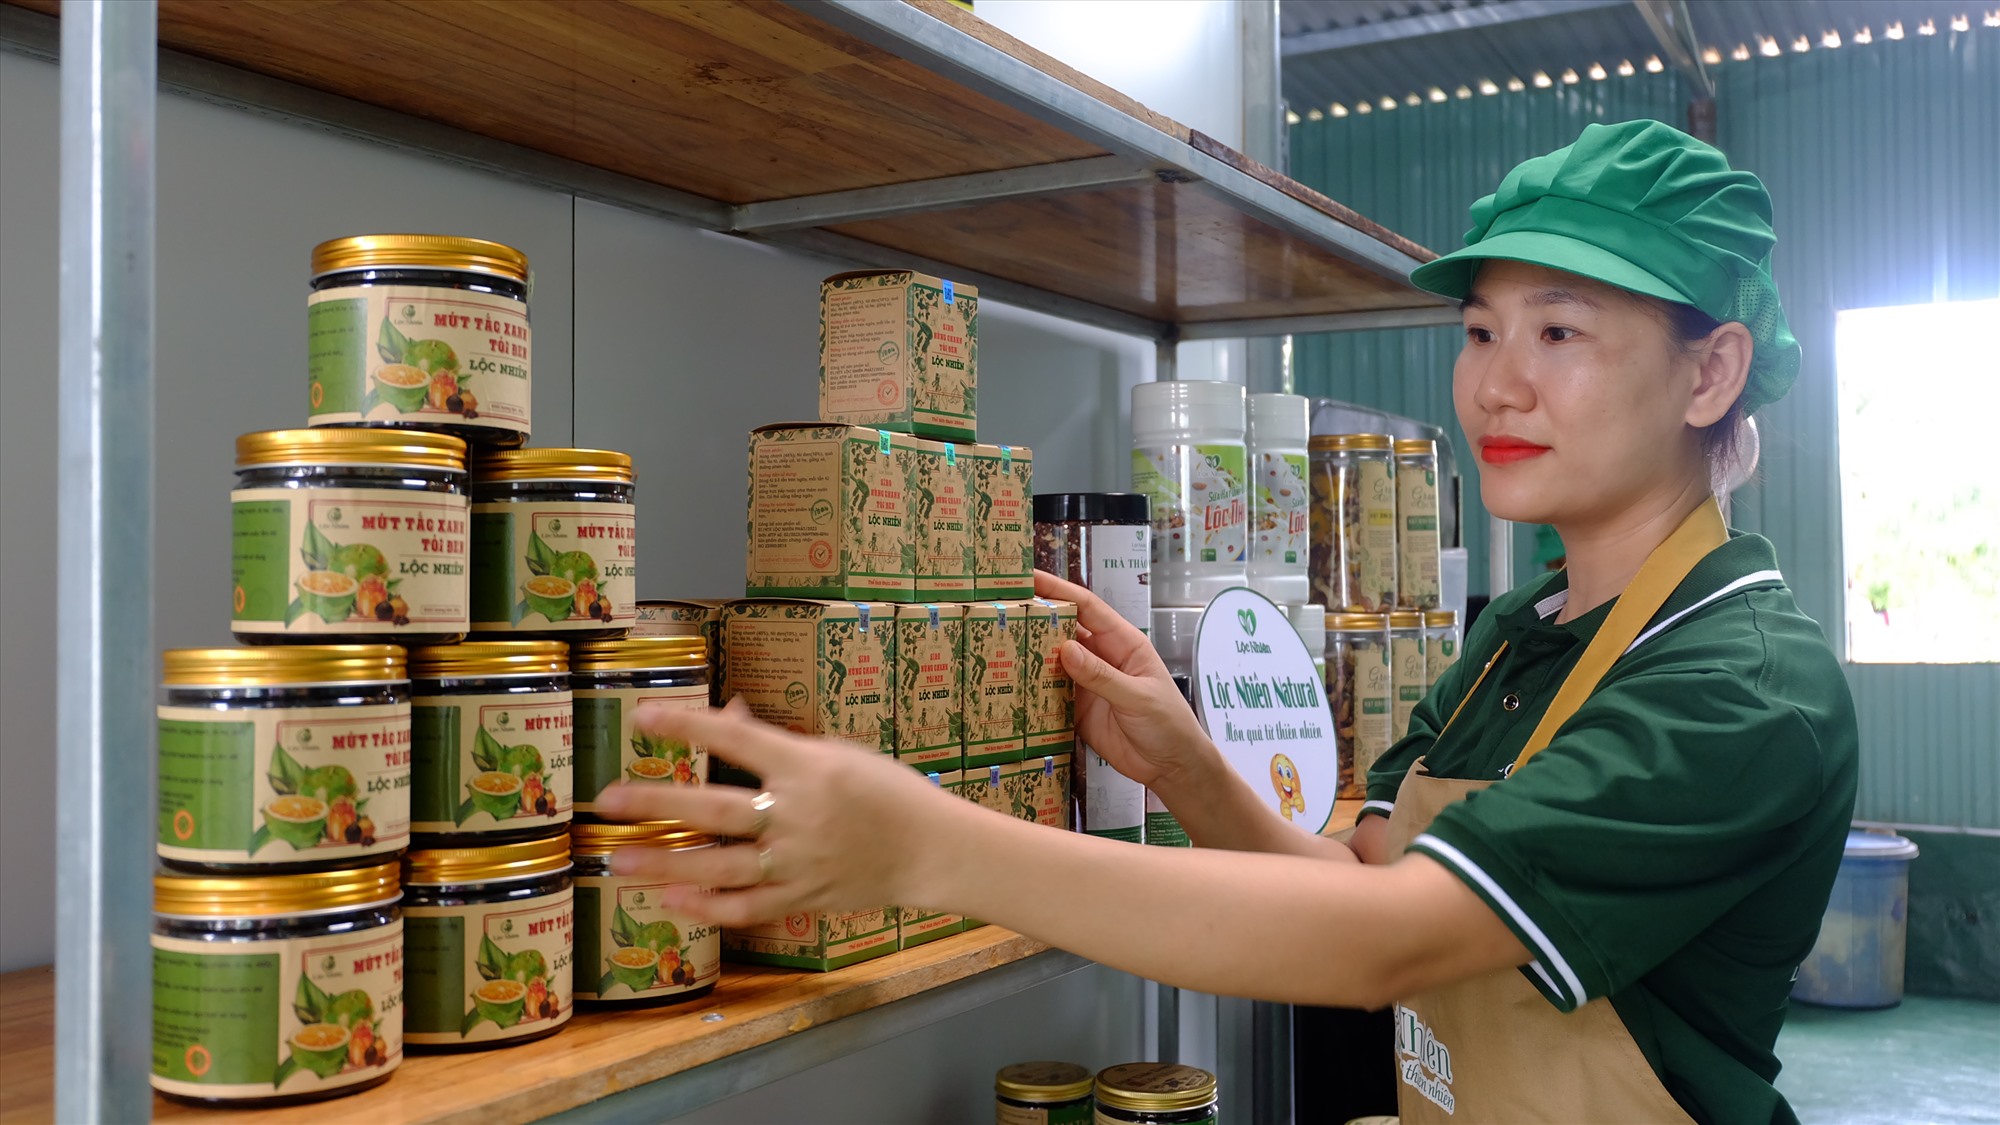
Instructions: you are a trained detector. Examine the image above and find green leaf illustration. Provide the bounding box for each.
[293,973,332,1026]
[505,949,547,983]
[635,920,681,952]
[455,795,478,826]
[476,934,507,981]
[247,824,273,855]
[947,713,964,740]
[611,904,641,948]
[283,597,307,626]
[599,971,620,995]
[361,384,382,414]
[461,1006,487,1036]
[268,742,307,795]
[301,521,338,573]
[377,316,411,367]
[473,726,503,774]
[513,598,530,627]
[491,1003,523,1029]
[525,530,560,577]
[273,1054,301,1088]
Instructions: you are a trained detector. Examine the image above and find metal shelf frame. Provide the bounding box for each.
[22,0,1449,1115]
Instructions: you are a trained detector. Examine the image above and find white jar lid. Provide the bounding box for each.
[1248,393,1310,447]
[1132,380,1246,435]
[1282,603,1326,655]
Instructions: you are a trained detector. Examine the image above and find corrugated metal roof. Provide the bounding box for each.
[1281,0,1994,113]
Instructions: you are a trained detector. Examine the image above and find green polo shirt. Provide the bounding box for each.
[1361,532,1858,1125]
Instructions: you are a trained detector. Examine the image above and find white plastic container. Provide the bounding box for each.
[1131,381,1247,608]
[1247,394,1311,605]
[1794,830,1921,1009]
[1283,603,1327,682]
[1144,607,1205,848]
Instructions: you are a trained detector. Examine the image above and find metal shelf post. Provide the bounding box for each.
[54,0,157,1119]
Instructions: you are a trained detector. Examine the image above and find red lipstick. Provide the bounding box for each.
[1479,436,1551,465]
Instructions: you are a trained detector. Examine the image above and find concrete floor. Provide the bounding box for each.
[1775,996,2000,1124]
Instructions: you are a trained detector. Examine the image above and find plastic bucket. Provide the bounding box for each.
[1793,829,1920,1009]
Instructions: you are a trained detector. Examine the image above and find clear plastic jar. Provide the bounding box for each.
[308,234,531,448]
[152,863,403,1106]
[571,637,710,815]
[470,448,636,639]
[400,833,573,1050]
[1424,610,1462,686]
[570,821,722,1005]
[159,645,411,873]
[1032,492,1152,634]
[1131,381,1247,607]
[1389,610,1426,744]
[1284,603,1328,684]
[1395,439,1443,610]
[1247,393,1311,605]
[1308,434,1398,613]
[995,1060,1095,1125]
[232,429,469,645]
[408,642,572,843]
[1329,613,1392,799]
[1093,1063,1219,1124]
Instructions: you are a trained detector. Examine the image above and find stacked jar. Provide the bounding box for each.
[1425,610,1463,686]
[1131,381,1248,607]
[1394,439,1443,610]
[571,821,723,1006]
[1309,433,1399,614]
[1330,612,1393,800]
[1246,393,1311,605]
[1389,611,1427,743]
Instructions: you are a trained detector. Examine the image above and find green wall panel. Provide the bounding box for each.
[1288,31,1999,828]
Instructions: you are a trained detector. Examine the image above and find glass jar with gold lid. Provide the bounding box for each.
[1308,433,1398,613]
[570,821,721,1005]
[158,645,411,873]
[400,832,574,1050]
[1092,1063,1218,1124]
[408,642,572,843]
[1393,438,1443,609]
[1424,609,1463,686]
[152,861,403,1106]
[1329,612,1392,800]
[571,637,710,815]
[1389,609,1427,744]
[995,1060,1095,1124]
[470,448,638,640]
[308,234,532,448]
[231,428,470,646]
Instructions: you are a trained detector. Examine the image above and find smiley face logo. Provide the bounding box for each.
[1269,753,1305,821]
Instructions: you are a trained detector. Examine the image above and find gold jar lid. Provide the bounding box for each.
[162,645,406,687]
[1388,611,1425,630]
[1329,612,1390,631]
[402,831,571,885]
[1307,433,1393,452]
[154,861,400,917]
[1093,1063,1218,1113]
[570,821,715,856]
[474,447,635,485]
[236,428,468,472]
[312,234,529,282]
[995,1061,1094,1103]
[408,641,568,678]
[1394,438,1438,457]
[569,637,706,673]
[1424,610,1459,628]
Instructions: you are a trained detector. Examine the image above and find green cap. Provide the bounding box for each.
[1410,120,1799,415]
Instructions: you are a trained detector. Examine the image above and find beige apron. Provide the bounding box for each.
[1383,500,1731,1123]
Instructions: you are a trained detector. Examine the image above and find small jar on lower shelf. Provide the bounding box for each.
[571,821,722,1005]
[995,1060,1094,1124]
[1092,1063,1219,1124]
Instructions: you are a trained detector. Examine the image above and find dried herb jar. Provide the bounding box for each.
[408,642,573,843]
[571,821,722,1005]
[400,832,574,1050]
[159,645,411,873]
[308,234,532,447]
[470,448,637,639]
[1424,609,1462,686]
[232,429,470,645]
[1329,613,1392,800]
[995,1060,1094,1125]
[151,862,403,1107]
[1032,492,1151,633]
[1390,611,1427,744]
[571,637,710,816]
[1092,1063,1219,1124]
[1308,433,1397,613]
[1394,439,1443,609]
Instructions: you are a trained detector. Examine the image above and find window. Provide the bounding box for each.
[1835,299,2000,664]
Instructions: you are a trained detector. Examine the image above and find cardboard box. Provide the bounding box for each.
[721,600,895,753]
[894,604,964,771]
[722,907,898,971]
[1017,752,1073,831]
[819,270,978,442]
[1021,598,1077,756]
[632,598,727,703]
[894,769,965,948]
[745,423,916,601]
[963,601,1026,770]
[908,439,975,600]
[966,443,1033,598]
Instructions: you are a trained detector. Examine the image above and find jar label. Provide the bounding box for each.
[999,1100,1093,1125]
[1088,525,1152,635]
[231,487,469,636]
[1252,450,1310,569]
[308,285,530,438]
[1077,747,1142,840]
[157,703,411,865]
[1393,633,1427,743]
[151,921,403,1099]
[1132,443,1247,567]
[1357,459,1400,610]
[572,684,708,810]
[1398,466,1442,609]
[409,691,573,833]
[1426,631,1461,686]
[403,889,573,1044]
[573,876,722,1001]
[470,501,637,633]
[1143,789,1191,847]
[1336,640,1394,797]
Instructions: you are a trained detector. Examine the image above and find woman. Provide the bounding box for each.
[600,120,1858,1124]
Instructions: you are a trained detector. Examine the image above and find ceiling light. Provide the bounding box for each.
[1455,85,1474,99]
[1330,102,1348,117]
[1427,87,1447,103]
[1532,70,1553,87]
[1560,67,1580,83]
[1587,62,1608,80]
[1507,76,1527,91]
[1291,109,1307,123]
[1702,46,1723,64]
[1618,58,1638,75]
[1404,92,1422,106]
[1479,78,1501,95]
[1985,12,2000,29]
[1918,18,1936,34]
[1645,54,1665,72]
[1949,13,1970,30]
[1791,35,1811,51]
[1854,26,1874,44]
[1760,35,1782,55]
[1380,95,1399,110]
[1355,100,1372,114]
[1822,29,1842,48]
[1732,43,1752,60]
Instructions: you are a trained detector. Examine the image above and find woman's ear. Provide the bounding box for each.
[1687,321,1754,428]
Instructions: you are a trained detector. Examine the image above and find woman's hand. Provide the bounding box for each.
[591,701,962,926]
[1033,569,1217,790]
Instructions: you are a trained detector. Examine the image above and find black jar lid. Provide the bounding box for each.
[1032,492,1149,524]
